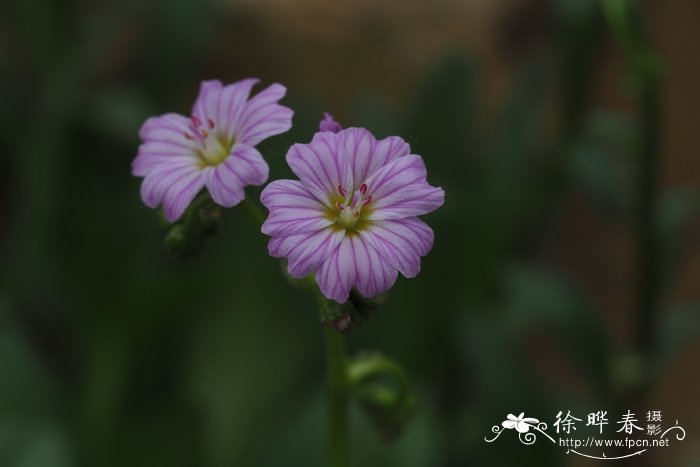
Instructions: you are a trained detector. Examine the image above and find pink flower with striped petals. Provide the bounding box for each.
[261,123,444,303]
[132,79,293,222]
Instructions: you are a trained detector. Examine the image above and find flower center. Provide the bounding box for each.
[333,183,373,231]
[183,115,233,167]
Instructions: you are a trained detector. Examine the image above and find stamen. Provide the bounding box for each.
[184,132,194,140]
[208,118,215,129]
[201,129,209,138]
[191,116,202,127]
[334,183,373,230]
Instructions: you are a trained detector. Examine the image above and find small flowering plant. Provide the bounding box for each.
[132,79,293,222]
[260,123,444,303]
[133,81,443,465]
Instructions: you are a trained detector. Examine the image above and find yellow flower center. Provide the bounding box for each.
[330,183,373,232]
[183,116,234,168]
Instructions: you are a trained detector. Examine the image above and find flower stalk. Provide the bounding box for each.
[317,290,350,467]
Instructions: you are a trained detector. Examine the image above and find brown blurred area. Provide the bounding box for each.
[213,0,547,117]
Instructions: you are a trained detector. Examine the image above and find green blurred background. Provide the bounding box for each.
[1,0,699,465]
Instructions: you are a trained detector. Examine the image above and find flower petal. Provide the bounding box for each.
[139,164,203,222]
[287,132,353,206]
[317,235,398,303]
[236,83,293,146]
[360,218,434,278]
[268,228,345,278]
[191,79,260,144]
[339,128,410,183]
[502,420,517,429]
[133,113,199,176]
[262,210,333,237]
[261,179,327,211]
[161,171,205,222]
[225,143,269,187]
[364,155,444,220]
[261,180,333,236]
[202,163,245,207]
[201,143,269,207]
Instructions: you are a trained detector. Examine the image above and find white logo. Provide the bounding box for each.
[484,410,686,461]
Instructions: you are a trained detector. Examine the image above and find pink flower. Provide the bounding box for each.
[132,79,293,222]
[260,125,444,303]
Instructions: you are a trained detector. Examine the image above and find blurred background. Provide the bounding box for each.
[1,0,699,465]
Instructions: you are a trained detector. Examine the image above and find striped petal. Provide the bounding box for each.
[191,79,260,144]
[316,235,398,303]
[139,164,203,222]
[286,132,353,206]
[360,218,434,278]
[225,143,269,187]
[161,171,205,222]
[133,113,199,176]
[364,155,445,220]
[236,83,294,146]
[202,163,245,207]
[201,143,268,207]
[261,180,332,236]
[268,228,345,278]
[339,128,410,183]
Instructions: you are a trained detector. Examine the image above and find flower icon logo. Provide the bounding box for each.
[502,413,540,433]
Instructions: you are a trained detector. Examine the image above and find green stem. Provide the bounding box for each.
[635,79,660,356]
[317,292,349,467]
[184,192,215,222]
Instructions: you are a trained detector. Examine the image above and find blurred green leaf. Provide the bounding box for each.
[88,87,156,143]
[567,110,638,212]
[0,297,73,466]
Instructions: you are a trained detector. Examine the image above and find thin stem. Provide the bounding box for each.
[635,80,660,356]
[316,290,349,467]
[184,192,214,222]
